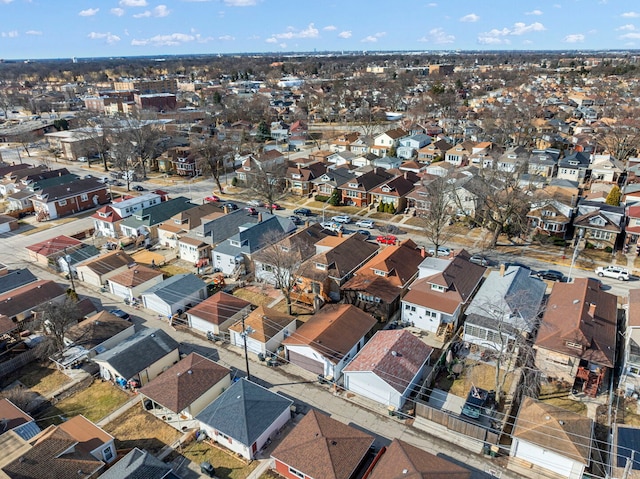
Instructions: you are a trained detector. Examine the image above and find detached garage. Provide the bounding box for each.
[107,265,163,302]
[141,273,207,318]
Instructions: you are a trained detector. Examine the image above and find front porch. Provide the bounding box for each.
[142,398,198,432]
[574,364,607,398]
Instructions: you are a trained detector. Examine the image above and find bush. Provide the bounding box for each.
[604,246,613,253]
[231,177,238,187]
[315,194,330,203]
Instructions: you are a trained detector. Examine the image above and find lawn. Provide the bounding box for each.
[173,441,258,479]
[537,381,588,416]
[103,407,181,455]
[541,396,588,416]
[233,289,274,307]
[259,471,281,479]
[160,263,192,277]
[436,361,516,400]
[1,361,71,397]
[270,298,315,317]
[37,380,130,426]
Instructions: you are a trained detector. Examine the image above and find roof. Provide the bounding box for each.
[33,177,106,202]
[0,280,66,319]
[107,265,163,288]
[26,235,82,257]
[0,399,33,435]
[139,352,229,413]
[213,215,290,257]
[119,197,196,229]
[283,304,377,364]
[186,291,251,325]
[76,251,134,276]
[228,305,295,342]
[60,245,101,266]
[195,378,292,445]
[535,278,617,367]
[196,210,277,245]
[93,328,179,380]
[0,269,38,296]
[96,447,173,479]
[629,289,640,328]
[614,425,640,472]
[64,311,133,349]
[271,409,374,479]
[344,330,432,393]
[513,396,592,464]
[367,438,471,479]
[141,273,206,305]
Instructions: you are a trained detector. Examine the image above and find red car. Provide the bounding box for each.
[204,195,220,203]
[269,203,281,210]
[376,235,397,245]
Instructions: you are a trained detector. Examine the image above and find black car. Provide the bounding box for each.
[356,229,371,238]
[109,309,131,321]
[293,207,311,216]
[536,269,565,282]
[288,215,302,225]
[223,202,238,210]
[132,185,145,191]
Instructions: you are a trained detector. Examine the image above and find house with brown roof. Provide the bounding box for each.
[401,252,485,339]
[623,289,640,397]
[106,265,163,302]
[1,415,116,479]
[26,234,83,266]
[62,310,135,359]
[371,128,408,157]
[338,168,393,207]
[91,205,123,239]
[283,304,376,379]
[271,409,374,479]
[509,396,593,479]
[368,173,417,213]
[139,352,230,431]
[341,239,423,322]
[229,305,296,356]
[235,149,285,184]
[418,139,452,163]
[573,200,625,251]
[527,199,575,239]
[0,399,40,440]
[367,438,471,479]
[343,330,433,409]
[186,291,252,338]
[30,177,109,221]
[0,280,67,322]
[75,251,135,288]
[285,162,327,196]
[534,278,617,397]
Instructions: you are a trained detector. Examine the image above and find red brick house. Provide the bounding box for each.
[31,178,109,221]
[339,168,393,207]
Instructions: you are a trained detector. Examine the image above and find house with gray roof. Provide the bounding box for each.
[557,151,591,183]
[397,133,431,159]
[196,378,293,460]
[186,209,271,247]
[56,244,101,275]
[97,447,179,479]
[0,269,37,296]
[141,273,207,318]
[119,196,196,240]
[311,166,356,196]
[93,327,180,385]
[31,177,109,221]
[463,265,546,352]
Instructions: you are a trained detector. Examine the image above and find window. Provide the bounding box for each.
[58,199,67,206]
[103,446,113,462]
[315,263,327,270]
[373,269,387,277]
[81,193,88,202]
[592,230,611,241]
[431,284,445,292]
[288,467,305,479]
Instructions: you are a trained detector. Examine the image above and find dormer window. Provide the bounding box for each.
[569,161,579,166]
[373,269,387,277]
[382,185,391,192]
[348,182,358,188]
[431,284,445,292]
[230,240,241,247]
[566,340,582,350]
[98,212,109,218]
[292,173,301,179]
[315,263,327,270]
[589,217,605,226]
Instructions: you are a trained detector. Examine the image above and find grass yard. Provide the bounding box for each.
[160,263,192,277]
[233,289,273,307]
[103,407,181,455]
[541,396,588,416]
[37,380,129,427]
[1,361,71,397]
[174,441,258,479]
[271,298,315,317]
[259,471,281,479]
[436,361,516,400]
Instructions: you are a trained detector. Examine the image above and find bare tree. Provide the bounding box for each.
[248,161,288,214]
[37,296,80,355]
[117,112,164,179]
[419,177,455,257]
[109,140,137,191]
[193,137,233,193]
[595,118,640,163]
[13,131,38,158]
[74,113,114,172]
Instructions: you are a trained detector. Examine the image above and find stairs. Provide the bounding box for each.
[583,372,600,397]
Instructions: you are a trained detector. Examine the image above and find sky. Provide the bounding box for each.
[2,0,640,60]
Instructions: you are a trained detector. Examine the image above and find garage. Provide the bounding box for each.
[287,350,324,375]
[141,293,171,317]
[108,280,132,301]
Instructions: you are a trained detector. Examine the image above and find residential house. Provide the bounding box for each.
[285,162,327,196]
[573,200,625,250]
[283,304,376,379]
[528,148,561,178]
[141,273,207,318]
[56,245,101,275]
[91,205,124,239]
[63,310,135,359]
[463,265,546,353]
[0,215,18,235]
[396,133,431,159]
[398,160,427,174]
[97,447,178,479]
[76,251,135,288]
[0,399,41,440]
[93,327,180,386]
[271,409,374,479]
[119,197,196,241]
[196,378,293,460]
[186,291,252,338]
[26,234,83,266]
[367,439,471,479]
[339,168,393,207]
[295,233,379,305]
[139,352,230,431]
[31,177,109,221]
[229,305,296,356]
[611,425,640,479]
[402,252,486,338]
[445,142,474,167]
[108,193,163,220]
[371,128,408,157]
[0,280,67,322]
[368,173,417,213]
[341,239,423,322]
[535,278,617,397]
[310,167,356,197]
[590,154,624,184]
[0,268,37,296]
[498,146,529,173]
[349,135,374,155]
[626,205,640,245]
[327,150,357,168]
[527,199,575,239]
[343,329,433,409]
[372,156,402,170]
[557,151,590,183]
[418,139,452,163]
[623,289,640,397]
[509,396,593,479]
[329,132,360,152]
[107,265,164,302]
[425,161,456,177]
[1,415,117,479]
[235,149,285,184]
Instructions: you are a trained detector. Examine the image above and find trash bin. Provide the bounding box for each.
[257,353,265,362]
[200,461,216,477]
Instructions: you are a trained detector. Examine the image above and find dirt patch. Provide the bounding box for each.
[233,289,273,307]
[160,263,192,277]
[270,298,315,317]
[170,441,258,479]
[542,396,588,416]
[435,361,515,399]
[103,407,181,455]
[1,362,71,397]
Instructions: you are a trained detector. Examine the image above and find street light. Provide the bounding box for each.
[567,229,584,283]
[239,314,254,381]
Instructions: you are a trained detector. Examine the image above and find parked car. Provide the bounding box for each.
[269,203,281,210]
[294,207,311,216]
[247,199,263,207]
[461,387,495,420]
[223,202,238,210]
[320,222,343,233]
[376,234,397,245]
[595,265,630,281]
[469,254,489,266]
[356,229,371,238]
[245,206,258,215]
[132,185,145,191]
[535,269,565,282]
[109,309,131,321]
[355,219,375,229]
[77,156,87,162]
[204,195,220,203]
[428,246,451,256]
[331,215,351,224]
[288,215,302,225]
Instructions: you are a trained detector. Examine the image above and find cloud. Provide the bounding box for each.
[338,30,352,39]
[1,30,18,38]
[79,8,99,16]
[0,0,14,4]
[224,0,257,5]
[120,0,147,6]
[269,23,319,40]
[218,34,234,41]
[563,33,585,43]
[616,24,636,31]
[132,32,202,46]
[427,2,437,6]
[622,12,640,18]
[619,32,640,40]
[110,7,125,16]
[361,32,385,43]
[25,30,42,35]
[88,31,121,44]
[153,5,170,16]
[460,13,479,22]
[418,27,455,44]
[553,3,561,7]
[265,37,277,43]
[323,25,337,31]
[525,9,543,15]
[478,21,545,43]
[133,10,151,17]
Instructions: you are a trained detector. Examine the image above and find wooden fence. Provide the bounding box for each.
[0,348,40,380]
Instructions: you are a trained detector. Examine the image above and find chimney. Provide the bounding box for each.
[257,213,262,223]
[420,246,426,258]
[338,230,343,238]
[499,264,505,277]
[588,302,596,317]
[305,220,310,228]
[223,205,229,214]
[404,171,408,180]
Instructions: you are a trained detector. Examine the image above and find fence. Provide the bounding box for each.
[0,348,40,380]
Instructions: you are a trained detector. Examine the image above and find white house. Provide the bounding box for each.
[109,193,162,219]
[75,251,135,288]
[107,265,164,302]
[228,305,296,356]
[343,330,433,410]
[141,273,207,318]
[186,291,253,337]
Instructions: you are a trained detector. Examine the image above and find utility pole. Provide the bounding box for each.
[240,314,254,381]
[63,247,76,292]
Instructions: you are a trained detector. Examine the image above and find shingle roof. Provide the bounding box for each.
[34,177,106,202]
[107,265,163,288]
[64,311,133,349]
[228,305,295,342]
[77,251,135,276]
[0,280,66,319]
[93,328,179,380]
[196,378,292,445]
[96,447,173,479]
[0,398,33,435]
[26,235,83,257]
[0,269,37,296]
[141,274,206,305]
[271,409,373,479]
[119,197,196,229]
[186,291,251,326]
[139,352,229,413]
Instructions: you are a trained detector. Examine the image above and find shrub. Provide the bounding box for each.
[231,177,238,187]
[315,194,330,202]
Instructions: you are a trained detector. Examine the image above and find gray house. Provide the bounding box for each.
[119,196,196,240]
[97,447,178,479]
[397,134,431,159]
[141,273,207,318]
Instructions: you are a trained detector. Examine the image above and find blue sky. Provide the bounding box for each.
[1,0,640,59]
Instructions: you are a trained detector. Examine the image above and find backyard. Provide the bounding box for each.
[170,440,258,479]
[537,381,588,415]
[1,361,71,397]
[434,360,516,401]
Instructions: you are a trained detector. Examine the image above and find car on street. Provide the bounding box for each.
[294,207,311,216]
[428,246,452,256]
[223,202,238,210]
[247,199,263,207]
[288,215,302,225]
[535,269,565,282]
[109,309,131,321]
[331,215,351,224]
[132,185,145,191]
[204,195,220,203]
[376,234,397,245]
[355,219,375,229]
[595,265,630,281]
[320,222,343,233]
[244,206,258,215]
[356,229,371,238]
[469,254,489,266]
[77,156,87,162]
[269,203,282,210]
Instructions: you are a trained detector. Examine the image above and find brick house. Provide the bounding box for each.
[31,178,109,221]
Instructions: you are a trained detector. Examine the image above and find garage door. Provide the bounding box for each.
[142,294,170,317]
[288,350,324,375]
